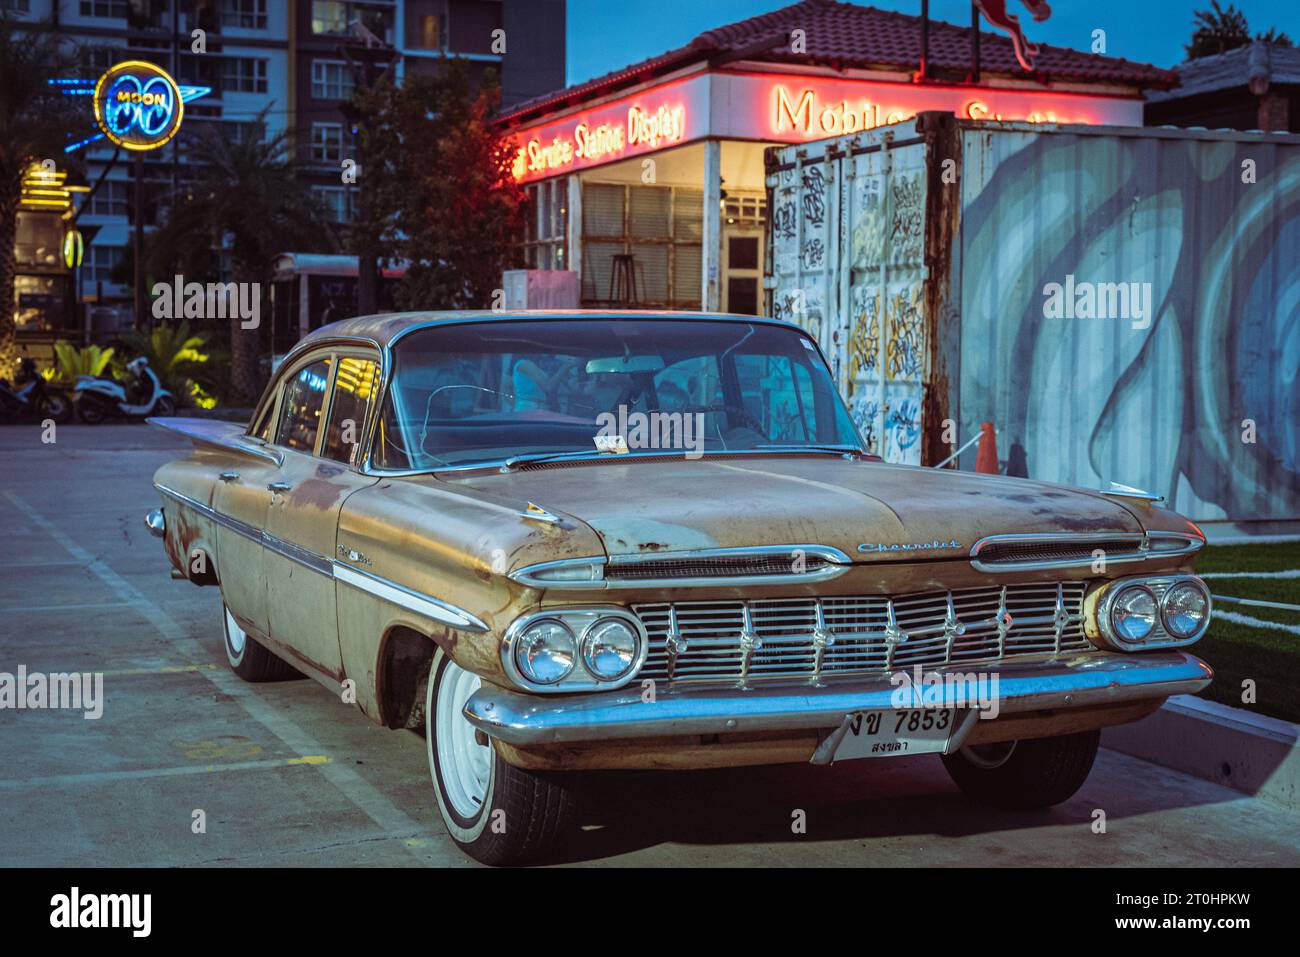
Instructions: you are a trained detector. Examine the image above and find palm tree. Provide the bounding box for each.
[149,109,332,402]
[1186,2,1293,59]
[0,14,83,372]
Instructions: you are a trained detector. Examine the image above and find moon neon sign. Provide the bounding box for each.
[93,61,185,151]
[50,60,210,154]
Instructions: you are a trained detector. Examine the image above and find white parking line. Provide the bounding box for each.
[0,755,332,790]
[1201,569,1300,579]
[1213,609,1300,636]
[1211,594,1300,613]
[3,490,438,862]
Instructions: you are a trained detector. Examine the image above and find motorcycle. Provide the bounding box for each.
[0,357,72,424]
[73,356,176,424]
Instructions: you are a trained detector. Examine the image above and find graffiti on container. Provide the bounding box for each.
[800,166,826,225]
[888,399,921,451]
[802,237,825,270]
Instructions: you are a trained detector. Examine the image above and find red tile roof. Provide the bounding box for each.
[498,0,1178,125]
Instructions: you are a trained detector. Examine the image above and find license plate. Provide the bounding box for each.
[830,708,959,762]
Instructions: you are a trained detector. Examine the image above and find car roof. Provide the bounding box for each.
[289,309,800,357]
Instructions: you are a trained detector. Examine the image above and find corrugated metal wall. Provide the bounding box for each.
[955,124,1300,523]
[767,123,931,464]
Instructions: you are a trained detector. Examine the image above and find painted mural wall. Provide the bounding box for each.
[955,127,1300,523]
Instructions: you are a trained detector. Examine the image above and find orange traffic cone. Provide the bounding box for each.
[975,422,999,474]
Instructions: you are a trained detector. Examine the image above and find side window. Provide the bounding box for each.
[250,399,275,441]
[277,357,332,452]
[322,356,380,464]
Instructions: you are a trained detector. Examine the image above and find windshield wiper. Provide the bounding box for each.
[751,444,864,456]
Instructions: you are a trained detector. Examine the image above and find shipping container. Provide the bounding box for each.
[766,113,1300,527]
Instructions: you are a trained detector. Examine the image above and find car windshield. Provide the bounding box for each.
[373,318,862,470]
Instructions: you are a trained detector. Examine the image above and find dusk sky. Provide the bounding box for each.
[565,0,1300,85]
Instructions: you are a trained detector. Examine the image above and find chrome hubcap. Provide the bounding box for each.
[435,661,490,819]
[962,740,1018,770]
[224,607,246,655]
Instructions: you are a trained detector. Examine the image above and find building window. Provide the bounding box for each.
[581,182,703,308]
[220,0,268,29]
[1,1,32,14]
[311,123,345,163]
[79,0,128,17]
[220,57,268,93]
[311,60,354,100]
[404,0,444,50]
[312,1,396,45]
[312,185,357,223]
[521,178,568,271]
[82,180,129,218]
[83,245,124,286]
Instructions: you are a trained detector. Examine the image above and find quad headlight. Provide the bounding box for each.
[513,618,576,685]
[504,608,647,691]
[1161,582,1211,639]
[1095,575,1212,650]
[1110,584,1158,643]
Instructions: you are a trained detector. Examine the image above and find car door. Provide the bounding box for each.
[263,350,381,684]
[212,398,281,639]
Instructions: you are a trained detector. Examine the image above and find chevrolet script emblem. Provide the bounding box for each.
[857,539,962,554]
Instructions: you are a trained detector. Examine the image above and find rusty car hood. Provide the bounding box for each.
[443,455,1148,562]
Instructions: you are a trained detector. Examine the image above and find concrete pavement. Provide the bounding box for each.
[1,423,1298,867]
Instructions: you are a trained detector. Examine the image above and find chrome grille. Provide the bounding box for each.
[633,582,1089,684]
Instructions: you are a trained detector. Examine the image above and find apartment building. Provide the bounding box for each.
[5,0,565,342]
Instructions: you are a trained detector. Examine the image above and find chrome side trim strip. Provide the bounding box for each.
[262,531,334,576]
[333,562,489,633]
[154,483,488,633]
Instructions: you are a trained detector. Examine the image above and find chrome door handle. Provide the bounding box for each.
[267,481,292,492]
[219,470,240,483]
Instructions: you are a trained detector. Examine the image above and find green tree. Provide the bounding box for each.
[1186,2,1293,59]
[351,61,525,310]
[0,14,83,372]
[147,109,331,402]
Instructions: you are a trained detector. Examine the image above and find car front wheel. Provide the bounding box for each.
[941,730,1100,809]
[426,648,576,866]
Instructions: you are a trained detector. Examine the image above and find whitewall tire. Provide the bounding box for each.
[426,648,576,865]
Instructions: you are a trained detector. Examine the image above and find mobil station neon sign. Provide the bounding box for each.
[768,82,1113,137]
[504,71,1141,182]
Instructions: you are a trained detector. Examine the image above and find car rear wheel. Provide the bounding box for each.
[426,648,576,866]
[222,604,301,682]
[941,730,1100,809]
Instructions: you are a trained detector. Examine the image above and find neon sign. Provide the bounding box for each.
[502,72,1140,182]
[507,79,700,182]
[512,102,687,180]
[50,61,210,153]
[768,82,1113,138]
[94,61,184,151]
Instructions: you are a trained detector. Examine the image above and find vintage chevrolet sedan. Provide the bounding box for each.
[146,310,1213,865]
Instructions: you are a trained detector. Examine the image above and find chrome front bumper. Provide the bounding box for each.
[464,651,1212,746]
